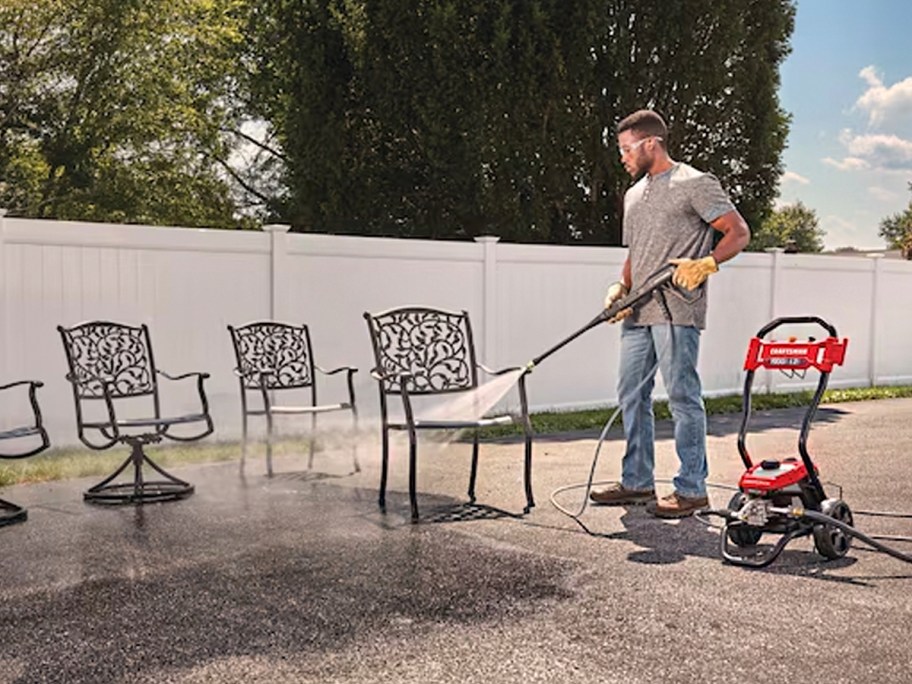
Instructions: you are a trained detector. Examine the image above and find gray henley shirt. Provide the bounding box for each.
[622,162,735,329]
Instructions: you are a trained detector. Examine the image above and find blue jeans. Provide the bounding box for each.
[617,324,707,497]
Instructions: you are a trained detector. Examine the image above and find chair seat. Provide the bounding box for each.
[0,425,42,441]
[390,414,514,430]
[248,402,351,416]
[83,413,209,430]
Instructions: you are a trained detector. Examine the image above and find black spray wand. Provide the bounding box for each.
[526,265,675,370]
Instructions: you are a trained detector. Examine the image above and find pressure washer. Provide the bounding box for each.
[700,316,852,567]
[534,272,912,568]
[698,316,912,567]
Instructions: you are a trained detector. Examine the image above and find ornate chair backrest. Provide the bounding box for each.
[58,321,158,400]
[228,322,315,390]
[364,307,479,395]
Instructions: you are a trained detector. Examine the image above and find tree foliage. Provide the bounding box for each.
[2,0,796,240]
[749,200,824,253]
[879,182,912,259]
[250,0,795,242]
[0,0,250,227]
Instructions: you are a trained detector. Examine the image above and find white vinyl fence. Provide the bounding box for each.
[2,213,911,447]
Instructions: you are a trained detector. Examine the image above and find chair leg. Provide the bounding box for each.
[265,411,274,477]
[523,432,534,513]
[307,412,316,470]
[518,375,535,513]
[351,409,361,473]
[240,411,248,474]
[379,427,389,509]
[408,431,419,522]
[468,430,479,502]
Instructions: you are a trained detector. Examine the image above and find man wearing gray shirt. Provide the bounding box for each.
[590,109,750,517]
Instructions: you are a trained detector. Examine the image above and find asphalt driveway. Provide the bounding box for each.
[2,398,911,683]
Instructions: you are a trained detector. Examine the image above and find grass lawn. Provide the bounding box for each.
[3,385,912,487]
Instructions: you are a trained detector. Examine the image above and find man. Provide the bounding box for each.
[590,109,750,518]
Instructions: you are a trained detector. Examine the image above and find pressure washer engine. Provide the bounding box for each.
[704,316,852,568]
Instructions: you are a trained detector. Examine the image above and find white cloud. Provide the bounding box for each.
[823,156,869,171]
[868,186,899,202]
[855,65,912,128]
[825,128,912,172]
[780,170,810,185]
[843,132,912,170]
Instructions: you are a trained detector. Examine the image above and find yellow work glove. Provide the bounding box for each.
[603,281,632,324]
[670,255,718,291]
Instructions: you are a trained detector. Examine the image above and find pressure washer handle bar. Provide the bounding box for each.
[744,315,847,373]
[528,266,674,368]
[755,316,838,340]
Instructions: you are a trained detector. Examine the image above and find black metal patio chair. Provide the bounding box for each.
[228,321,359,476]
[0,380,51,526]
[58,321,214,504]
[363,306,534,522]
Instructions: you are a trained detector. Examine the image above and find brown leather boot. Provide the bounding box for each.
[589,484,656,505]
[648,492,709,518]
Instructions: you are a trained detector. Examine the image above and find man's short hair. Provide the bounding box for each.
[617,110,668,142]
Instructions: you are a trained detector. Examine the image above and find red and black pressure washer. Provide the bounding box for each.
[540,277,912,567]
[708,316,852,568]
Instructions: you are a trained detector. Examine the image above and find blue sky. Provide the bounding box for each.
[776,0,912,250]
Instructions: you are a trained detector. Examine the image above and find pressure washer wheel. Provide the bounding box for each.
[812,498,854,559]
[725,492,763,547]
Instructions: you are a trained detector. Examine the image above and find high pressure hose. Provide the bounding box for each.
[796,509,912,564]
[544,266,679,525]
[548,335,670,523]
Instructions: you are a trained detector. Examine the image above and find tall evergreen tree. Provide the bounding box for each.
[252,0,795,243]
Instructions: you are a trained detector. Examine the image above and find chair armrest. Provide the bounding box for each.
[369,368,413,386]
[315,365,358,376]
[316,366,358,413]
[64,371,117,395]
[158,369,211,382]
[369,368,390,382]
[0,379,43,392]
[63,372,120,449]
[158,369,215,442]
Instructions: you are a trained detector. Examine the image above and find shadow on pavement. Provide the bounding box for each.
[490,405,850,444]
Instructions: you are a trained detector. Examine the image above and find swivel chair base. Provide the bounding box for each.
[0,498,27,527]
[84,434,194,505]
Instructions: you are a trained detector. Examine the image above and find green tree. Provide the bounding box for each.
[0,0,250,228]
[748,201,825,253]
[879,183,912,259]
[247,0,795,243]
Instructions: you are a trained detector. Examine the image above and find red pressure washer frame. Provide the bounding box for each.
[737,317,848,497]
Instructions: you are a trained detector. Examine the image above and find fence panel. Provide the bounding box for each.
[3,215,912,446]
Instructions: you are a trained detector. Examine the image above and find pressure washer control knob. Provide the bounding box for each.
[760,459,780,470]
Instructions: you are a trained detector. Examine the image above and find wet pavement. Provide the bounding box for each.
[2,399,912,683]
